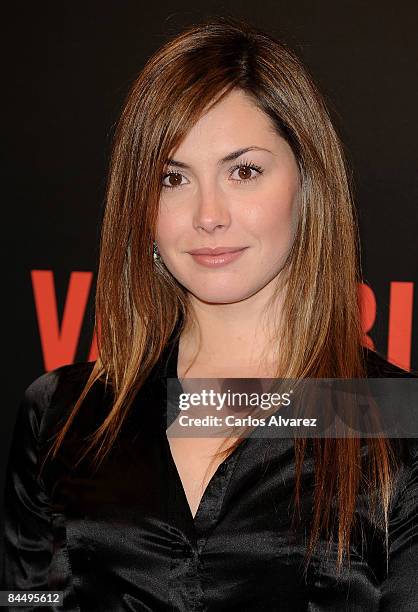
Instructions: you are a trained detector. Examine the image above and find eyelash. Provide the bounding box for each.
[161,159,264,190]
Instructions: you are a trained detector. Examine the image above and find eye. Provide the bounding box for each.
[229,160,264,184]
[161,159,264,191]
[162,171,189,190]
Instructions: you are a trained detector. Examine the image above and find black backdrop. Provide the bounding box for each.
[3,0,417,570]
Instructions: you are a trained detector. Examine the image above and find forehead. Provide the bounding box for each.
[171,89,278,158]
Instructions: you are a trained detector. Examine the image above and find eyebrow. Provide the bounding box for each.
[165,146,273,169]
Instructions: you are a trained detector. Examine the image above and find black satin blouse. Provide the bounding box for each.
[2,332,418,611]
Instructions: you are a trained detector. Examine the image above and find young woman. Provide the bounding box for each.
[3,16,417,611]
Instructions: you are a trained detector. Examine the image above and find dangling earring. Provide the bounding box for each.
[153,240,161,262]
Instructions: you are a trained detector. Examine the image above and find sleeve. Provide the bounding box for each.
[379,439,418,610]
[307,440,418,611]
[1,373,57,595]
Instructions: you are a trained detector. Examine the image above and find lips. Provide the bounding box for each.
[187,246,247,255]
[187,247,248,268]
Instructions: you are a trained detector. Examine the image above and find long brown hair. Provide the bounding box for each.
[42,16,401,576]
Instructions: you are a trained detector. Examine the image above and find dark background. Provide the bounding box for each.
[2,0,417,569]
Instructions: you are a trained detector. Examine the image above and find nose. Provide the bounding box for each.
[193,184,231,233]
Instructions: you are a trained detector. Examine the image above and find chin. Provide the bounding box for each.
[185,283,256,305]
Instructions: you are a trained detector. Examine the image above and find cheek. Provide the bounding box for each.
[155,207,184,248]
[246,182,299,244]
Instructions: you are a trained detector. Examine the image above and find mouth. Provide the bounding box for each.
[187,247,249,268]
[187,246,248,255]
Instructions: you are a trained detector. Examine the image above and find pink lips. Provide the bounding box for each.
[188,246,246,255]
[187,246,248,268]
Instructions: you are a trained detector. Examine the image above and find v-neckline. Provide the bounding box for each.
[164,431,245,531]
[161,327,247,534]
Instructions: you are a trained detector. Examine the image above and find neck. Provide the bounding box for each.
[179,281,286,376]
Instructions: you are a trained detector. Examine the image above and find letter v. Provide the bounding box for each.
[31,270,93,371]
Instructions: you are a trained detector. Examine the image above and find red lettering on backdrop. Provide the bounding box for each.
[31,270,93,371]
[387,282,414,371]
[31,272,414,372]
[358,282,376,350]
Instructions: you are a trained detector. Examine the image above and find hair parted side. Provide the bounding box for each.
[41,15,401,576]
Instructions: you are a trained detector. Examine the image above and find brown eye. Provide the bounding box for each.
[237,166,252,180]
[162,171,187,190]
[229,161,264,184]
[168,173,182,187]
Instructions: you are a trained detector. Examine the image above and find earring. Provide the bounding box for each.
[153,240,161,261]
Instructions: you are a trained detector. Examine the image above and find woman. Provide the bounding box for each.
[2,16,417,611]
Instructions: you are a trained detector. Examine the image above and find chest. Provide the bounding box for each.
[46,433,375,611]
[166,436,233,518]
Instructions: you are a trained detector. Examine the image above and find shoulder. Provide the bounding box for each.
[17,361,97,444]
[363,347,418,378]
[23,361,96,400]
